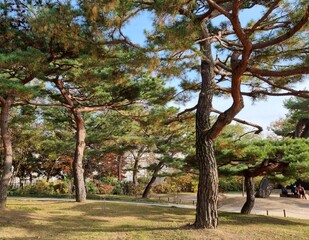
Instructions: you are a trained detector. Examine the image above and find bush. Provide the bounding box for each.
[98,183,114,194]
[152,174,198,194]
[87,177,126,195]
[219,176,243,192]
[85,181,99,194]
[122,181,144,195]
[112,184,123,195]
[8,179,71,196]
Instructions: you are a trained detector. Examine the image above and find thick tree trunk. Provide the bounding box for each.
[73,109,87,202]
[194,25,219,229]
[241,175,255,214]
[0,97,14,209]
[142,161,164,198]
[194,139,218,228]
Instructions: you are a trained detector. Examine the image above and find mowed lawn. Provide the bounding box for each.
[1,199,309,240]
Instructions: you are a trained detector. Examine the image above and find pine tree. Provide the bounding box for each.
[138,1,309,228]
[271,97,309,137]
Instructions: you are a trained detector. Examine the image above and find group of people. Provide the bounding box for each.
[281,184,307,199]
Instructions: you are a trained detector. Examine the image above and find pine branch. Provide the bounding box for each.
[211,108,263,134]
[252,5,309,49]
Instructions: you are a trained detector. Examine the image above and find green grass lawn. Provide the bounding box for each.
[1,199,309,240]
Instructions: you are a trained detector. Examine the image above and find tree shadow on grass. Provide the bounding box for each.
[2,201,191,239]
[62,201,194,222]
[2,200,309,240]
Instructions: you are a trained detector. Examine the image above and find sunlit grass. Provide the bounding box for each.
[1,199,309,240]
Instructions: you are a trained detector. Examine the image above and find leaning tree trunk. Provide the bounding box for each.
[0,97,14,209]
[72,109,87,202]
[142,161,164,198]
[241,175,255,214]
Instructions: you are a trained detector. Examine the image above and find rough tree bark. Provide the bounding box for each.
[0,96,14,209]
[194,139,219,228]
[193,15,249,226]
[142,161,164,198]
[193,27,219,228]
[72,109,87,202]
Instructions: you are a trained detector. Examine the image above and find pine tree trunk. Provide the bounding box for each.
[117,155,122,182]
[193,25,218,229]
[142,161,164,198]
[0,97,14,209]
[132,158,139,186]
[73,109,87,202]
[194,139,219,228]
[241,175,255,214]
[132,149,145,186]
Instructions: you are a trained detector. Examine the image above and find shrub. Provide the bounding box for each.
[152,174,198,194]
[8,179,75,196]
[122,181,146,195]
[219,176,243,192]
[112,184,123,195]
[98,183,114,194]
[85,180,99,194]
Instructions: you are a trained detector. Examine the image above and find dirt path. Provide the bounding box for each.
[219,192,309,219]
[154,191,309,219]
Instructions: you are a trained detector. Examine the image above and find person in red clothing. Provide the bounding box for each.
[297,184,307,199]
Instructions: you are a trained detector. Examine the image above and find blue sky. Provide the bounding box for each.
[122,7,308,137]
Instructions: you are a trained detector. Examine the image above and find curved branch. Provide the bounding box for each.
[211,108,263,134]
[177,105,197,118]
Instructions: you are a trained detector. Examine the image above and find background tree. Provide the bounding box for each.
[0,0,53,208]
[271,97,309,138]
[7,105,74,187]
[140,106,194,198]
[218,138,309,214]
[13,0,162,202]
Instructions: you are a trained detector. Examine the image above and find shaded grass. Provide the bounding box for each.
[1,199,309,240]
